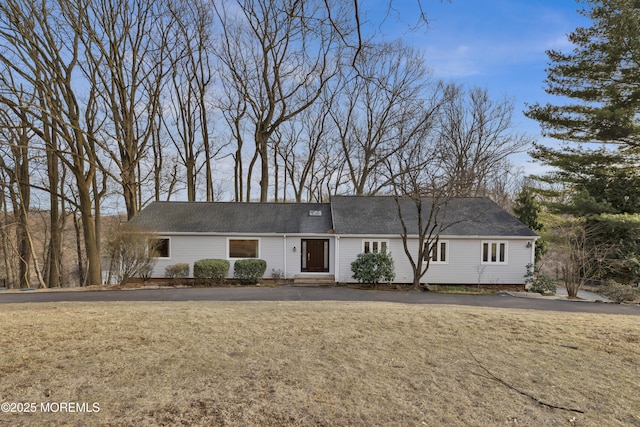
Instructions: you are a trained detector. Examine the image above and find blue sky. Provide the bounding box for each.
[367,0,591,168]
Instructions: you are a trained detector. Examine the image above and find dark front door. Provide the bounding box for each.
[302,239,329,272]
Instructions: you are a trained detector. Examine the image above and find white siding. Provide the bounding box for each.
[150,234,336,279]
[149,233,531,284]
[151,235,226,277]
[338,237,533,285]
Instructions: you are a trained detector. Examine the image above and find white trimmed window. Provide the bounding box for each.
[424,240,448,264]
[228,239,259,258]
[149,238,170,258]
[362,240,389,254]
[482,241,507,264]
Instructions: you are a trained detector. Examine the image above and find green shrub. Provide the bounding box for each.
[351,251,395,286]
[524,263,556,295]
[193,259,230,286]
[599,280,639,303]
[165,263,190,279]
[234,259,267,285]
[530,275,557,295]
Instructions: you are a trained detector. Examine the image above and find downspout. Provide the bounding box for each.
[334,235,340,283]
[530,239,536,265]
[283,235,287,279]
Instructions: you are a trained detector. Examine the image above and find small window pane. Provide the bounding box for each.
[372,242,379,253]
[440,242,446,262]
[150,238,169,258]
[482,241,506,264]
[364,241,370,253]
[229,239,258,258]
[381,242,387,253]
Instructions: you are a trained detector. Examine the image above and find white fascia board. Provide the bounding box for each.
[152,232,335,237]
[336,234,538,240]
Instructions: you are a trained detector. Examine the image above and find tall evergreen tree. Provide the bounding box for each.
[513,186,546,264]
[529,145,640,215]
[525,0,640,148]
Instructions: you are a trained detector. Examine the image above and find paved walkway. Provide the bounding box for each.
[508,287,612,302]
[557,287,612,302]
[0,286,638,315]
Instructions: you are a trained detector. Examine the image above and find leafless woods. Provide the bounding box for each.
[0,0,528,287]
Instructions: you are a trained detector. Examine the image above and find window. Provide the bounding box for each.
[482,241,507,264]
[424,240,448,263]
[149,238,170,258]
[363,240,388,254]
[229,239,259,258]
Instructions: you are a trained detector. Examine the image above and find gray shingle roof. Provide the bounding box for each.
[129,196,537,238]
[330,196,538,237]
[128,201,333,234]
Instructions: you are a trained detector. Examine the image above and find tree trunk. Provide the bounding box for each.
[46,142,62,288]
[16,222,31,289]
[0,195,15,288]
[122,155,138,220]
[186,155,196,202]
[234,149,243,202]
[200,95,214,202]
[78,183,102,286]
[246,149,259,202]
[14,128,31,288]
[257,133,269,202]
[73,212,85,286]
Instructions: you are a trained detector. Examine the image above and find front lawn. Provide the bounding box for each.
[0,301,638,426]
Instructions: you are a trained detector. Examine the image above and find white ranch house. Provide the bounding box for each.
[128,195,538,287]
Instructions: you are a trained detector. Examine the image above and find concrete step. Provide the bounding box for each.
[292,274,336,286]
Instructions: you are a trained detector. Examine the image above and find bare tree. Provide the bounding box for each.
[386,135,456,289]
[163,0,224,202]
[42,118,64,288]
[435,86,532,197]
[0,175,16,287]
[555,218,612,298]
[0,0,103,285]
[0,106,33,288]
[105,223,158,286]
[78,0,176,219]
[330,41,438,195]
[213,0,347,202]
[274,94,336,202]
[310,135,349,202]
[148,104,183,203]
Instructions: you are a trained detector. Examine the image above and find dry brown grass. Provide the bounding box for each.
[0,301,638,426]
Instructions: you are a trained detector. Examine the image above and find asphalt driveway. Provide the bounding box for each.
[0,286,638,315]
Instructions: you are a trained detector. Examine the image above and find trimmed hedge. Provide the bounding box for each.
[194,259,230,286]
[234,259,267,285]
[165,263,190,279]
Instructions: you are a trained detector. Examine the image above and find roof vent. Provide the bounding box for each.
[309,210,322,217]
